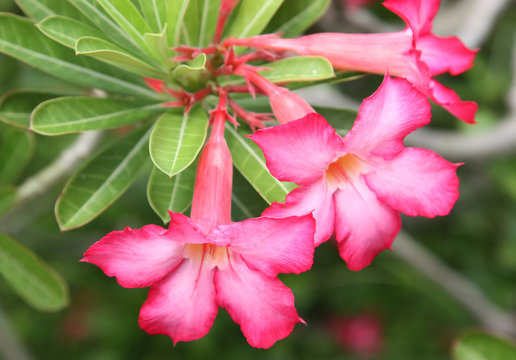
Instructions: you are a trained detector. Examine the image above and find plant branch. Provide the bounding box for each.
[394,231,516,337]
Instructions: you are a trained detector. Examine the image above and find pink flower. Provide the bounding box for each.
[328,313,383,355]
[82,93,316,348]
[250,76,460,271]
[226,0,477,123]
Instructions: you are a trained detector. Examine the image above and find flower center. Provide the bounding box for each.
[184,243,231,269]
[325,153,365,188]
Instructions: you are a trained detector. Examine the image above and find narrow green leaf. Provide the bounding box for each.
[32,97,166,135]
[224,0,284,39]
[179,0,220,46]
[225,124,295,204]
[138,0,167,33]
[15,0,90,23]
[56,125,152,230]
[75,36,165,77]
[167,0,190,47]
[0,14,161,99]
[0,125,34,186]
[0,234,69,312]
[0,90,59,128]
[453,332,516,360]
[36,15,109,49]
[259,56,334,83]
[143,27,172,67]
[232,168,267,222]
[0,186,17,217]
[97,0,152,51]
[150,107,209,177]
[172,53,210,92]
[265,0,330,38]
[68,0,145,55]
[147,161,196,223]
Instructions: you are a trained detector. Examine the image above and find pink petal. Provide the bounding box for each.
[263,179,335,246]
[334,177,401,271]
[82,225,184,288]
[365,148,460,218]
[429,80,478,124]
[342,76,430,159]
[138,259,218,344]
[383,0,440,38]
[418,34,476,76]
[215,255,301,348]
[212,215,315,277]
[167,212,209,243]
[250,113,344,185]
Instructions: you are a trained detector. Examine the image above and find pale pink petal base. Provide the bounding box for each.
[138,260,218,344]
[250,113,344,185]
[263,179,335,246]
[334,177,401,271]
[82,225,184,288]
[365,148,460,218]
[215,255,301,348]
[212,215,315,277]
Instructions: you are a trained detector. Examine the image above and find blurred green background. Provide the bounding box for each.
[1,0,516,359]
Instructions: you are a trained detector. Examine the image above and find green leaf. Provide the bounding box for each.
[143,27,172,67]
[259,56,334,83]
[181,0,221,46]
[138,0,168,33]
[0,14,161,99]
[147,161,196,223]
[150,107,209,177]
[0,90,59,128]
[68,0,145,55]
[265,0,330,38]
[75,36,165,77]
[56,125,151,230]
[0,186,17,217]
[224,0,284,39]
[31,97,166,135]
[172,53,210,92]
[0,125,34,186]
[232,168,267,221]
[225,124,296,204]
[15,0,90,23]
[167,0,191,47]
[97,0,153,52]
[36,15,109,49]
[453,332,516,360]
[0,234,69,312]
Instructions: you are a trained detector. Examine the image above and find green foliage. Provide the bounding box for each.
[453,332,516,360]
[0,234,68,311]
[31,97,166,135]
[0,125,34,185]
[0,90,60,129]
[56,125,152,230]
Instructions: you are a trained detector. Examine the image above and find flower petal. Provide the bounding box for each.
[215,256,301,348]
[249,113,344,185]
[212,215,315,277]
[263,179,335,246]
[167,212,210,243]
[429,80,478,124]
[418,34,476,76]
[82,225,184,288]
[383,0,440,38]
[138,259,218,344]
[365,148,460,218]
[342,76,430,159]
[334,177,401,271]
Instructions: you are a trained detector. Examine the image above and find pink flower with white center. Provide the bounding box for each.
[226,0,477,124]
[250,76,460,271]
[82,93,316,348]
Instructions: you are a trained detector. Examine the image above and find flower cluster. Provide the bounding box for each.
[82,0,475,349]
